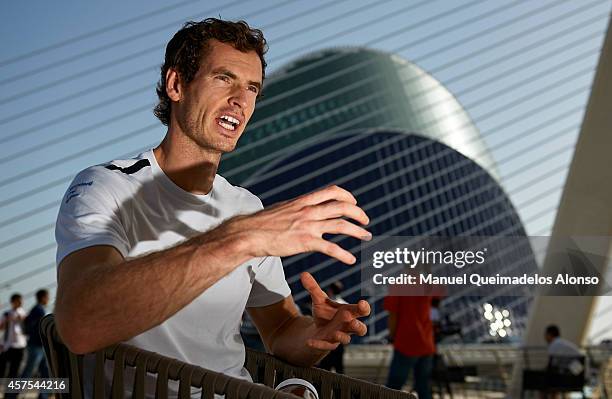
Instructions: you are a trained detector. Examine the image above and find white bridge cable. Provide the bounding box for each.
[250,64,594,202]
[225,4,608,162]
[0,0,396,111]
[267,0,487,65]
[0,0,302,106]
[301,169,569,333]
[0,88,588,296]
[296,184,567,335]
[0,16,598,211]
[0,0,469,145]
[0,0,307,87]
[0,42,594,273]
[0,5,600,217]
[0,2,599,312]
[0,54,594,260]
[0,143,573,331]
[0,146,562,288]
[292,179,567,304]
[0,142,159,210]
[266,70,588,268]
[280,144,572,278]
[1,0,586,147]
[265,0,595,97]
[8,97,574,283]
[0,0,391,128]
[229,30,601,179]
[2,103,576,283]
[0,130,572,292]
[0,0,199,67]
[285,140,573,288]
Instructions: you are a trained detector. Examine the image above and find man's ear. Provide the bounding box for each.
[165,68,182,102]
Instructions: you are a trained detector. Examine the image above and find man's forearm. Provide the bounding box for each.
[56,226,253,354]
[268,315,330,367]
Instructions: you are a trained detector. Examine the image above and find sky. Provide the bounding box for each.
[1,0,611,342]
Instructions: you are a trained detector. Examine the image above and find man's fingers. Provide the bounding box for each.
[300,272,328,304]
[333,331,351,345]
[307,328,351,348]
[334,300,371,318]
[311,240,356,265]
[299,185,357,206]
[357,300,371,317]
[343,319,368,337]
[319,219,372,241]
[311,201,370,226]
[306,339,340,351]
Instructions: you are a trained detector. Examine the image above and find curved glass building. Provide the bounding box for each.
[222,48,536,342]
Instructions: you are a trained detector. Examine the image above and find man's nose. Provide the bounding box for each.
[229,87,248,108]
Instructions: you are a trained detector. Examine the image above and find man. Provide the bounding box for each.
[54,18,371,393]
[0,294,27,379]
[531,325,584,398]
[384,295,435,399]
[544,325,581,358]
[544,325,584,381]
[20,289,50,399]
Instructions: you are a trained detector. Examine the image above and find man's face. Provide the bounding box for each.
[11,298,22,309]
[545,333,554,344]
[173,39,262,154]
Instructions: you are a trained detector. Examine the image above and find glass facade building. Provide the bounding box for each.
[222,48,536,342]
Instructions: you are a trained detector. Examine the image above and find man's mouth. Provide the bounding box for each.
[217,115,241,131]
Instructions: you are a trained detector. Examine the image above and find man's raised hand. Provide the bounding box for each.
[221,185,371,264]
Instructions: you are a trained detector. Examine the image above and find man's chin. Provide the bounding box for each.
[205,141,238,154]
[191,136,238,154]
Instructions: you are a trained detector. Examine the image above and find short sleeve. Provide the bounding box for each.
[246,256,292,308]
[55,168,130,265]
[384,296,400,313]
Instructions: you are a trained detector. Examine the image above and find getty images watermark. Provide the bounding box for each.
[360,236,612,297]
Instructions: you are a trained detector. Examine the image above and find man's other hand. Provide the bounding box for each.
[301,272,370,350]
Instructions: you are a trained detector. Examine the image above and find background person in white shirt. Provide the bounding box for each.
[544,324,584,384]
[0,294,27,379]
[545,325,582,357]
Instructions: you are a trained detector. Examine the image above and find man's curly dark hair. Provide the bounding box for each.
[154,18,268,126]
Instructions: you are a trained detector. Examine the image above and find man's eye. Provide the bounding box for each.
[248,86,259,94]
[217,75,231,83]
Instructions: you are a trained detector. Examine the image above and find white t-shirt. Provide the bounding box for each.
[1,307,27,350]
[55,149,291,388]
[548,337,582,357]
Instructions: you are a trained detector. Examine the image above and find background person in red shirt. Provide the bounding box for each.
[384,295,436,399]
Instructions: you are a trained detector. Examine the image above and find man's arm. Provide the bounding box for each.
[56,185,371,354]
[55,231,250,354]
[248,273,369,367]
